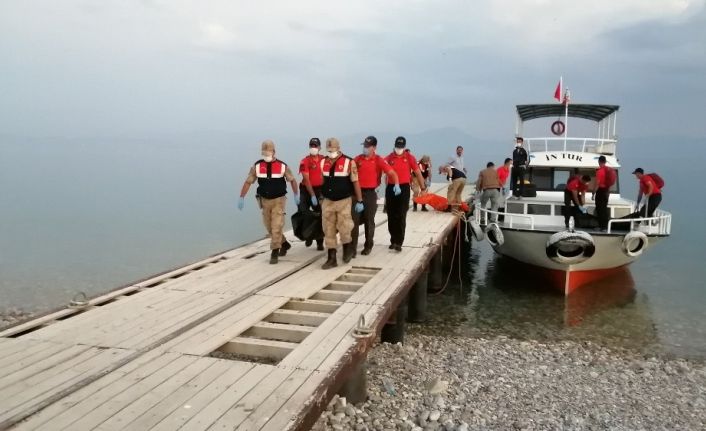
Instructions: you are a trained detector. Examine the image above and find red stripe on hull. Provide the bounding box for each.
[544,266,628,295]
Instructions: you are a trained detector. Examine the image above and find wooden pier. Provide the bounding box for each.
[0,184,470,431]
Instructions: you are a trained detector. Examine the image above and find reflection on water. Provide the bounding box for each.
[419,240,675,358]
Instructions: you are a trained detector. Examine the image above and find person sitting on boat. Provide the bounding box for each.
[476,162,502,223]
[633,168,663,218]
[510,137,528,199]
[564,174,591,228]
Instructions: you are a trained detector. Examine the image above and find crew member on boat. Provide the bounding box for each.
[564,174,591,228]
[591,155,616,231]
[510,137,528,198]
[476,162,503,223]
[238,140,299,264]
[633,168,663,218]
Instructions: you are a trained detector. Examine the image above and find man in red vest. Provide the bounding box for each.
[352,136,399,256]
[298,137,325,250]
[633,168,663,218]
[591,155,615,231]
[320,138,364,269]
[385,136,427,251]
[238,140,299,264]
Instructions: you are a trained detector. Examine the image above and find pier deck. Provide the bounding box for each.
[0,184,469,431]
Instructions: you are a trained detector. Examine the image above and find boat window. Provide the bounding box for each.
[529,168,552,190]
[506,202,524,214]
[553,169,572,191]
[554,205,565,216]
[527,204,551,215]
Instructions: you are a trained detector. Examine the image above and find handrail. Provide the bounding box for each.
[524,137,617,154]
[607,210,672,235]
[474,205,535,230]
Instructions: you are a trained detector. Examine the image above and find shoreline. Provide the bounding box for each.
[314,332,706,431]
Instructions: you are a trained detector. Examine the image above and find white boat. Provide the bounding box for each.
[472,103,672,295]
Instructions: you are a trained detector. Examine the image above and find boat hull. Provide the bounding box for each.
[489,228,664,295]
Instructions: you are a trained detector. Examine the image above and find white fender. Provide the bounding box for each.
[485,223,504,247]
[622,231,648,257]
[545,230,596,264]
[469,218,484,241]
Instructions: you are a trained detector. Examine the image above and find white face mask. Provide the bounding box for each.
[394,148,404,156]
[328,150,339,158]
[309,147,319,156]
[263,155,273,162]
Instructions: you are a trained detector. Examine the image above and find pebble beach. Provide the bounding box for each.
[313,332,706,431]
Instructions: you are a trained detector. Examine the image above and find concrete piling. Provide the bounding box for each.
[380,301,407,344]
[337,359,368,404]
[407,269,428,322]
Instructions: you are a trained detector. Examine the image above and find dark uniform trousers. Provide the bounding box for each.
[639,193,662,218]
[510,166,526,197]
[386,183,411,246]
[563,190,580,228]
[595,187,610,229]
[351,188,378,250]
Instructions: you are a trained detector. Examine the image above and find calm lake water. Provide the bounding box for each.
[1,135,704,359]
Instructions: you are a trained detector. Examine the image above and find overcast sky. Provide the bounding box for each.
[1,0,705,142]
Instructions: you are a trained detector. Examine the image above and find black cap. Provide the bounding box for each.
[309,137,321,147]
[394,136,406,148]
[598,155,607,163]
[632,167,644,174]
[362,136,377,147]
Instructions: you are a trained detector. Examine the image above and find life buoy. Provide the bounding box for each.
[485,223,504,247]
[546,231,595,264]
[551,120,565,136]
[621,231,648,257]
[469,218,484,241]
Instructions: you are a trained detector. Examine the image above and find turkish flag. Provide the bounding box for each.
[554,79,562,102]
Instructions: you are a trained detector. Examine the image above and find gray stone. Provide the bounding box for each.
[429,410,441,422]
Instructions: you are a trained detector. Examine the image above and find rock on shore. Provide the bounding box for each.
[313,334,706,431]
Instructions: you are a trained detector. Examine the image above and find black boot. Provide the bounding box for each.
[361,243,373,255]
[421,204,428,212]
[342,243,354,263]
[270,249,279,264]
[316,239,324,251]
[413,203,418,211]
[322,249,337,269]
[279,240,291,256]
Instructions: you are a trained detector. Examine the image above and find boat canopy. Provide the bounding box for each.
[516,104,619,122]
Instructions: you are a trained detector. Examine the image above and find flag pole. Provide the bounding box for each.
[563,88,569,150]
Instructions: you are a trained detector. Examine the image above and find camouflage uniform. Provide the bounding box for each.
[245,165,295,250]
[322,163,358,249]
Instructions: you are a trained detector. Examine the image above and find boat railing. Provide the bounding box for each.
[474,203,672,235]
[474,205,535,229]
[525,137,617,155]
[607,209,672,235]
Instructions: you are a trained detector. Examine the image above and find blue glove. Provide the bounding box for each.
[293,194,300,206]
[237,197,245,210]
[578,206,587,214]
[425,179,431,188]
[393,184,402,196]
[354,202,364,213]
[311,195,318,207]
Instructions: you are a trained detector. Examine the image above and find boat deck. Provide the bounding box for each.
[0,183,468,431]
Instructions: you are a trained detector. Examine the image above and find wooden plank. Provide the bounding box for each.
[281,299,342,314]
[235,369,314,431]
[119,359,236,430]
[243,322,314,343]
[264,310,329,327]
[309,290,353,302]
[336,273,373,283]
[326,280,364,292]
[164,295,289,356]
[0,344,90,391]
[258,369,327,431]
[90,357,216,430]
[60,354,199,430]
[157,364,271,431]
[16,350,169,431]
[0,347,134,426]
[0,341,75,381]
[220,337,298,361]
[204,367,295,430]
